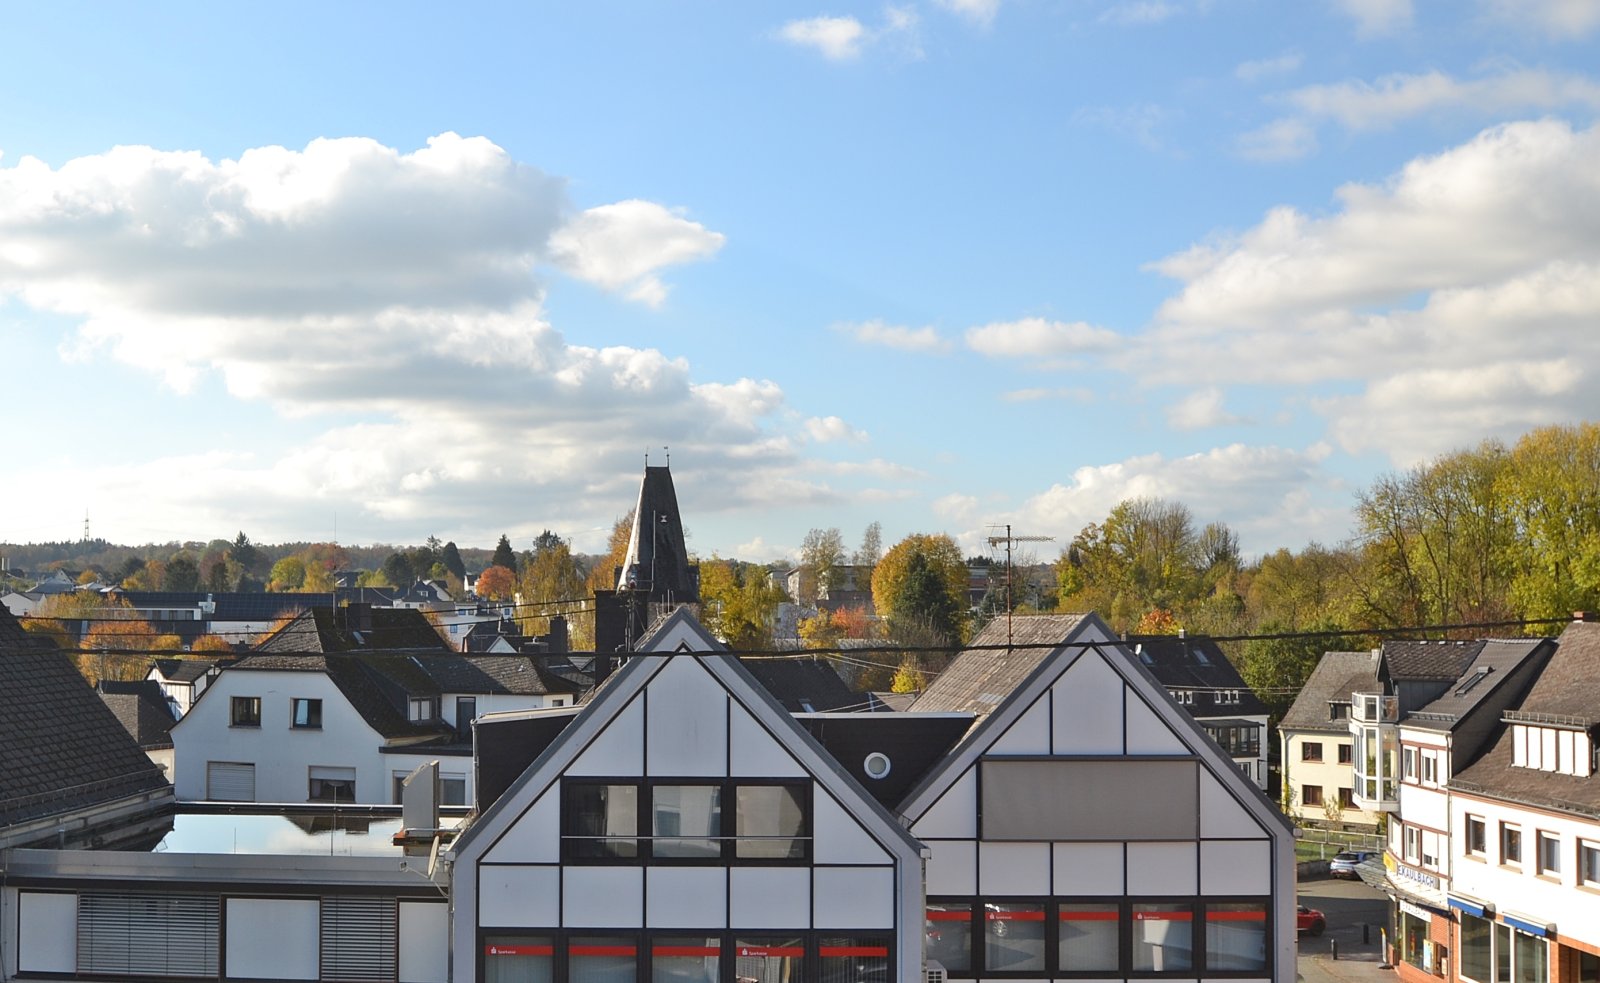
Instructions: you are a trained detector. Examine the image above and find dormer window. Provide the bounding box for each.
[409,697,438,722]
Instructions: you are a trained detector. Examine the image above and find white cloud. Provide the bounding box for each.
[1137,118,1600,463]
[1282,68,1600,130]
[936,0,1001,26]
[1236,117,1319,161]
[836,319,954,353]
[965,317,1120,357]
[1001,387,1095,403]
[1481,0,1600,37]
[932,493,981,524]
[805,415,869,443]
[1235,51,1304,82]
[548,199,724,307]
[1166,388,1248,430]
[1332,0,1413,36]
[778,16,868,59]
[0,134,895,547]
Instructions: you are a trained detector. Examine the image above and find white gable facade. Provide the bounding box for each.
[449,610,928,983]
[898,619,1297,983]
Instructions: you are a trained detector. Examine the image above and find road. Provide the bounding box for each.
[1297,875,1395,983]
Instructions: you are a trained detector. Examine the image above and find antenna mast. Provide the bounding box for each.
[985,524,1055,650]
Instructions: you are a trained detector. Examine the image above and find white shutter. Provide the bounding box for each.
[77,893,219,977]
[206,761,256,802]
[322,896,398,981]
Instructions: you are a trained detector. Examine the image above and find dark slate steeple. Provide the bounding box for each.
[616,464,699,605]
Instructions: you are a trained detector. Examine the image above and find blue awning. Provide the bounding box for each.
[1503,912,1552,938]
[1448,895,1493,918]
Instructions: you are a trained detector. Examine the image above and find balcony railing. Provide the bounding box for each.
[1352,692,1399,723]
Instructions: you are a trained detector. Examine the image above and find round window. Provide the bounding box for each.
[863,751,892,780]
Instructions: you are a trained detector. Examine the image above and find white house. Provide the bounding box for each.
[1278,650,1385,830]
[901,613,1298,982]
[447,608,929,983]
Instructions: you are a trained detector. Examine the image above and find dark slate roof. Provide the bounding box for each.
[911,614,1087,714]
[795,711,975,808]
[1121,634,1270,717]
[0,604,49,650]
[0,649,170,825]
[474,707,585,810]
[1279,651,1379,733]
[150,657,219,684]
[617,465,699,603]
[253,606,450,654]
[1450,622,1600,816]
[1382,640,1485,682]
[1403,639,1554,732]
[97,680,178,748]
[111,591,334,621]
[740,656,866,713]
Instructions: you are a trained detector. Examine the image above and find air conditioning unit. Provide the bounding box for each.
[925,960,948,983]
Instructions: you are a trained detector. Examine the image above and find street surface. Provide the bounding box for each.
[1298,875,1394,983]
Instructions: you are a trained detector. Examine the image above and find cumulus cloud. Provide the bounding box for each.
[0,133,876,548]
[804,415,869,443]
[965,317,1120,357]
[1281,68,1600,130]
[1136,118,1600,462]
[778,16,868,59]
[1481,0,1600,37]
[1332,0,1413,36]
[1236,117,1319,161]
[935,0,1000,26]
[1166,388,1248,430]
[835,319,954,353]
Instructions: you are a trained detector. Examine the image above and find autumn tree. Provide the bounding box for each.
[192,633,237,654]
[855,521,883,580]
[797,527,847,604]
[1500,423,1600,619]
[519,531,585,636]
[270,556,307,591]
[700,558,785,651]
[871,533,968,645]
[586,511,636,595]
[476,564,517,602]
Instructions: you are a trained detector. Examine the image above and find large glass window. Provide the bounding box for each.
[1514,931,1547,983]
[570,936,637,983]
[1460,914,1491,983]
[734,937,804,983]
[652,785,721,859]
[925,904,972,973]
[984,903,1046,972]
[1205,902,1267,972]
[651,937,719,983]
[1058,903,1119,973]
[735,785,808,860]
[483,937,554,983]
[231,696,261,727]
[566,784,639,859]
[818,937,889,983]
[1132,903,1193,973]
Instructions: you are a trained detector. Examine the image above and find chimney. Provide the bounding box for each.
[547,615,569,654]
[1576,612,1595,622]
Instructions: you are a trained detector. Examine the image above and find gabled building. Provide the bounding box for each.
[1279,650,1384,829]
[97,679,181,776]
[901,612,1297,980]
[147,656,225,716]
[448,608,928,983]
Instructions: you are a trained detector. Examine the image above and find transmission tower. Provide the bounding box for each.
[985,524,1055,649]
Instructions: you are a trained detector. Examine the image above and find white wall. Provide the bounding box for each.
[1450,792,1600,949]
[172,669,388,803]
[1281,731,1384,827]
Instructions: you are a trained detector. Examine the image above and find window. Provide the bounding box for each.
[1302,742,1324,763]
[1466,816,1487,857]
[1303,785,1324,807]
[443,775,467,806]
[455,697,476,740]
[230,696,261,727]
[1404,825,1420,864]
[1404,747,1417,779]
[1132,903,1193,972]
[308,765,356,802]
[571,935,637,983]
[1537,831,1560,876]
[1205,901,1268,973]
[484,934,554,983]
[1329,702,1350,720]
[291,698,322,729]
[985,903,1046,973]
[1581,840,1600,887]
[563,780,810,864]
[925,903,972,973]
[1422,754,1437,784]
[820,937,889,983]
[651,937,718,983]
[1338,743,1353,764]
[1338,787,1355,809]
[1460,913,1491,983]
[1502,823,1523,866]
[408,697,438,722]
[1058,904,1119,972]
[734,938,803,983]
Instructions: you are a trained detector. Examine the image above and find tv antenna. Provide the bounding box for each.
[985,524,1055,650]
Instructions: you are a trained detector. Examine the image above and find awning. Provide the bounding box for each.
[1448,895,1494,919]
[1503,911,1554,938]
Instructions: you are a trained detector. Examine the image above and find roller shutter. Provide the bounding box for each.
[322,896,398,981]
[206,761,256,802]
[77,893,219,977]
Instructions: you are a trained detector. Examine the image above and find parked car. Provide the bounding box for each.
[1329,850,1375,879]
[1297,905,1327,936]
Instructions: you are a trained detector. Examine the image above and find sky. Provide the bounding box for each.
[2,0,1598,565]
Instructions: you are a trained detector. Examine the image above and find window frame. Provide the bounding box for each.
[1501,823,1523,867]
[1465,815,1487,859]
[477,930,894,983]
[1301,741,1323,763]
[1337,743,1353,765]
[1536,830,1561,878]
[230,695,261,728]
[1580,839,1600,888]
[1302,785,1324,808]
[291,697,322,730]
[561,777,812,865]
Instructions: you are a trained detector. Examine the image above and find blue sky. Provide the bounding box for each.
[2,0,1598,564]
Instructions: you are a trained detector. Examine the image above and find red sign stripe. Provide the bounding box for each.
[654,946,721,958]
[1134,912,1193,922]
[986,910,1046,921]
[484,945,553,957]
[736,947,805,958]
[925,911,970,921]
[572,946,637,957]
[820,947,889,957]
[1059,911,1119,921]
[1207,911,1267,922]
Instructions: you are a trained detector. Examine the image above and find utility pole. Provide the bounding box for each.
[985,524,1054,650]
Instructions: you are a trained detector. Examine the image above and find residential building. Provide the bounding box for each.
[148,656,225,715]
[1279,650,1385,830]
[97,679,180,777]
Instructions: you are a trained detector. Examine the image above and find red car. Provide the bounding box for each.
[1297,905,1326,936]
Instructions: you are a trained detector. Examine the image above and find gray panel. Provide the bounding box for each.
[980,758,1198,841]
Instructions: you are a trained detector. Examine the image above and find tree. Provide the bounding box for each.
[476,564,517,602]
[797,610,845,649]
[1500,423,1600,619]
[491,534,519,574]
[382,552,416,588]
[797,527,847,604]
[855,521,883,579]
[206,560,230,593]
[519,532,585,636]
[890,657,926,694]
[302,565,337,593]
[229,532,261,574]
[192,634,236,654]
[871,533,968,644]
[441,541,467,582]
[270,556,307,591]
[699,558,785,651]
[166,555,201,592]
[1238,618,1350,720]
[586,511,636,594]
[1055,498,1215,631]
